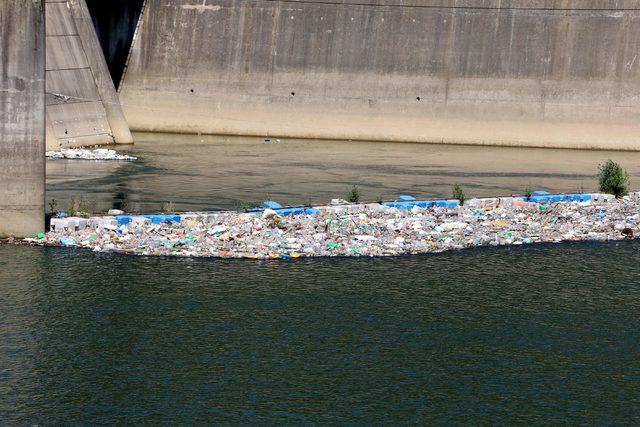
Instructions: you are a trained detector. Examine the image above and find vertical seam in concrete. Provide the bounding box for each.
[268,4,281,91]
[612,9,631,121]
[443,4,455,112]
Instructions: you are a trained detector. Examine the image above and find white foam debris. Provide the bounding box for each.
[46,148,137,161]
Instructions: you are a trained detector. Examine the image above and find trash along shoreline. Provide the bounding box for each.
[14,191,640,259]
[46,148,138,161]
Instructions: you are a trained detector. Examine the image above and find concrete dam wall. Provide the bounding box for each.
[45,0,132,149]
[0,0,45,237]
[119,0,640,149]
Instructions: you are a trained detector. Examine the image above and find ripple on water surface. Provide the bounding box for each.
[1,241,640,423]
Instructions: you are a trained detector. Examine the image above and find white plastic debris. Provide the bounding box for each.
[46,148,137,161]
[261,208,278,219]
[34,193,640,260]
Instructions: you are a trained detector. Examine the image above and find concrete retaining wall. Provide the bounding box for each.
[0,0,46,237]
[120,0,640,149]
[46,0,132,149]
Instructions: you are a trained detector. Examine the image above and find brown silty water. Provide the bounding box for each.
[45,132,640,214]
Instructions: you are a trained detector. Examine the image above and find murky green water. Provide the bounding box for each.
[3,135,640,423]
[2,243,640,424]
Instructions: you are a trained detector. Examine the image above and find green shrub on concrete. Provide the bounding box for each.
[598,160,629,198]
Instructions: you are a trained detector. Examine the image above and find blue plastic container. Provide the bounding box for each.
[274,207,304,216]
[262,201,283,209]
[115,215,133,226]
[140,214,182,224]
[434,200,459,208]
[528,193,591,204]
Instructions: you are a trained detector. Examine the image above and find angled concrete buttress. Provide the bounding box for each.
[0,0,46,238]
[45,0,132,150]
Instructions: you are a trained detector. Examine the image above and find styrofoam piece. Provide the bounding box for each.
[46,148,137,161]
[466,198,499,208]
[50,217,67,232]
[498,197,515,206]
[585,193,611,203]
[50,216,87,231]
[87,216,116,229]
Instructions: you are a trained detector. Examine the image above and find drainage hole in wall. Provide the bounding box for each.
[416,96,421,101]
[291,92,295,96]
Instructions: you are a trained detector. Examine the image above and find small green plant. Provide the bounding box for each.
[347,185,360,203]
[577,182,585,194]
[67,196,93,218]
[161,201,176,212]
[452,183,466,206]
[598,160,629,198]
[48,199,58,213]
[234,200,254,211]
[524,185,533,199]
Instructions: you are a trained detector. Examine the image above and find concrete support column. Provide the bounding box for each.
[0,0,46,237]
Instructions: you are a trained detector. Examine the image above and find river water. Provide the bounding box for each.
[3,134,640,423]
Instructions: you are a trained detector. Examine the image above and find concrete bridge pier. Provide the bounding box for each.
[0,0,46,237]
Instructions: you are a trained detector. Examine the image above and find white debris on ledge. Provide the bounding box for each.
[22,192,640,259]
[46,148,138,161]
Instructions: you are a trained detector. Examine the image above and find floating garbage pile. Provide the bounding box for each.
[23,191,640,259]
[45,148,138,161]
